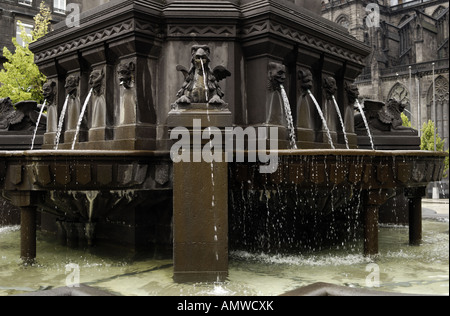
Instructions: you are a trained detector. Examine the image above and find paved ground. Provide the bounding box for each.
[422,198,449,220]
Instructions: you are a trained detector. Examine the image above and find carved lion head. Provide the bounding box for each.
[43,80,57,103]
[117,62,135,89]
[268,62,286,90]
[65,75,80,96]
[323,76,337,99]
[89,68,104,95]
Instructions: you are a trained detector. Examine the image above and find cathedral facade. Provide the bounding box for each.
[322,0,449,153]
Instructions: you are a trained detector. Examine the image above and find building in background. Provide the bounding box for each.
[322,0,448,147]
[323,0,449,195]
[0,0,111,69]
[0,0,68,68]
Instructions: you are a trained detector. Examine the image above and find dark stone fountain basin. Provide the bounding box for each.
[0,150,173,253]
[1,149,446,258]
[229,149,447,254]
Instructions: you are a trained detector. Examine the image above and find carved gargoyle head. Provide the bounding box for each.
[323,76,337,99]
[387,98,407,115]
[345,82,359,105]
[268,62,286,91]
[298,69,313,92]
[191,45,211,74]
[43,80,57,104]
[65,75,80,97]
[118,62,135,89]
[89,68,104,95]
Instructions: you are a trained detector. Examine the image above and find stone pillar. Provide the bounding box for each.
[321,56,344,148]
[364,204,379,256]
[114,57,157,149]
[168,103,232,283]
[321,75,339,147]
[363,190,393,256]
[242,42,294,149]
[342,62,362,149]
[81,46,116,146]
[405,187,426,246]
[57,54,87,147]
[20,206,37,264]
[42,78,59,147]
[296,68,316,147]
[35,60,60,149]
[6,192,38,264]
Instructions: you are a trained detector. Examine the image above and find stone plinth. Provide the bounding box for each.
[168,103,231,282]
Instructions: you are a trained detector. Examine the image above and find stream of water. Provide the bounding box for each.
[355,100,375,151]
[30,100,47,151]
[331,96,349,150]
[72,88,94,150]
[54,95,71,150]
[280,85,297,150]
[307,90,335,149]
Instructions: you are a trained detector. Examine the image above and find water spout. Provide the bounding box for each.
[307,90,335,149]
[280,85,297,150]
[30,100,47,151]
[71,88,93,150]
[355,99,375,150]
[85,190,99,222]
[54,94,71,150]
[331,96,349,149]
[200,58,209,102]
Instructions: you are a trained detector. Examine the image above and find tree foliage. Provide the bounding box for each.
[401,112,412,128]
[421,120,449,178]
[0,2,51,104]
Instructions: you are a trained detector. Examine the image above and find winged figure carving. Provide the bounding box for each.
[174,45,231,106]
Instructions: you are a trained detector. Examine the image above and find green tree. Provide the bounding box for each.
[401,112,412,128]
[421,120,449,178]
[0,2,51,104]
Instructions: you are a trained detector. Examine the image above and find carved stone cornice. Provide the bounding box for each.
[33,18,162,64]
[240,19,366,65]
[30,0,370,67]
[166,24,237,40]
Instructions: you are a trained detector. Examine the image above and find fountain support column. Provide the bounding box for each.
[405,187,426,246]
[20,206,37,264]
[168,103,232,283]
[364,190,393,256]
[8,192,38,264]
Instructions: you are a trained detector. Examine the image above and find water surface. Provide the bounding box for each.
[0,220,448,296]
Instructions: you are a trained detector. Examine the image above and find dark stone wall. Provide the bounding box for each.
[0,197,20,226]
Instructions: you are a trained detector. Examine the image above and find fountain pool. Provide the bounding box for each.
[0,216,447,296]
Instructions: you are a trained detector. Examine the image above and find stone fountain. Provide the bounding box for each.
[0,0,447,283]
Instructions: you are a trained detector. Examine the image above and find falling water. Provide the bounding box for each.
[54,94,71,150]
[30,100,47,151]
[85,191,99,222]
[200,58,209,102]
[331,96,350,150]
[307,90,335,149]
[72,88,93,150]
[280,85,298,150]
[355,99,375,150]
